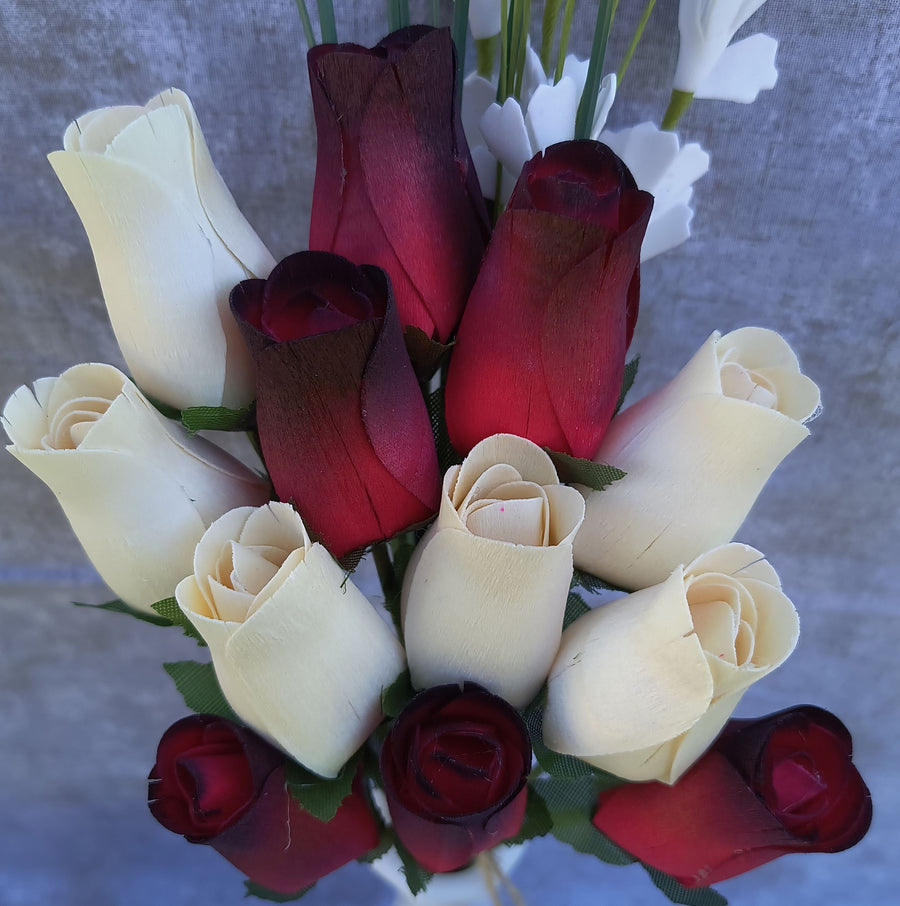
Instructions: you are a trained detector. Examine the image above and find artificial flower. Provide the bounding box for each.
[675,0,778,102]
[230,251,440,559]
[445,141,652,459]
[175,503,406,778]
[48,89,275,410]
[573,327,821,589]
[402,434,584,708]
[307,26,490,342]
[468,0,503,39]
[599,122,710,261]
[593,706,872,886]
[380,684,531,872]
[544,543,799,783]
[2,363,269,613]
[149,715,380,893]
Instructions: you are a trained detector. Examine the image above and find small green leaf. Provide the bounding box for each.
[180,403,256,435]
[243,880,313,901]
[337,546,366,573]
[643,866,728,906]
[615,355,640,415]
[72,598,173,626]
[382,535,417,636]
[285,755,358,823]
[522,690,601,780]
[426,386,463,475]
[545,449,625,492]
[563,591,590,630]
[163,661,238,721]
[381,671,416,720]
[151,597,207,646]
[506,787,554,844]
[142,392,182,421]
[357,827,395,864]
[571,567,627,594]
[395,838,433,896]
[403,325,453,381]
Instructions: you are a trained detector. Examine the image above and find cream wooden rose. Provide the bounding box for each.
[176,503,406,778]
[544,543,799,783]
[401,434,584,708]
[574,327,820,589]
[2,363,270,613]
[48,88,276,410]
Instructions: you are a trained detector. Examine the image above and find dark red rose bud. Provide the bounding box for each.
[149,715,380,893]
[593,706,872,887]
[445,141,652,459]
[380,684,531,873]
[231,251,440,558]
[307,27,490,342]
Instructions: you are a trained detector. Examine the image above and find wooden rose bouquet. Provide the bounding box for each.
[2,1,871,903]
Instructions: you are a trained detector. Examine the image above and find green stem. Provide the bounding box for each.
[554,0,576,83]
[398,0,410,28]
[388,0,399,32]
[661,88,693,130]
[293,0,317,47]
[316,0,337,43]
[476,35,498,78]
[451,0,470,105]
[574,0,614,140]
[510,0,531,99]
[497,0,509,101]
[617,0,657,85]
[371,543,397,600]
[431,0,440,26]
[540,0,563,76]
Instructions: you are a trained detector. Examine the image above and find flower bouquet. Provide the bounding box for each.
[2,1,872,904]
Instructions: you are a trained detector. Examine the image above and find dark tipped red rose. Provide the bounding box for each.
[380,684,531,873]
[593,706,872,887]
[307,26,490,342]
[444,140,653,459]
[149,715,380,894]
[230,251,440,558]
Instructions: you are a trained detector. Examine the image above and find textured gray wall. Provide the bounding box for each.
[0,2,897,904]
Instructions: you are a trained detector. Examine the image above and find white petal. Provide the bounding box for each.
[480,99,535,181]
[468,0,503,40]
[695,33,778,103]
[525,79,578,152]
[640,203,694,262]
[461,74,497,153]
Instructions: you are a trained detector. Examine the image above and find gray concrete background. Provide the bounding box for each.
[0,1,897,904]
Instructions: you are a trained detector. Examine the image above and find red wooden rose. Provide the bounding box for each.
[592,706,872,887]
[307,26,490,342]
[148,715,380,894]
[444,140,652,459]
[230,251,440,558]
[380,684,532,872]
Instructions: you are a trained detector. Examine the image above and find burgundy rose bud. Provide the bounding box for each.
[230,251,440,558]
[307,26,491,342]
[445,141,653,459]
[593,706,872,887]
[148,715,380,893]
[380,684,531,873]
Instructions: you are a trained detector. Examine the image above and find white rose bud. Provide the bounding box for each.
[402,434,585,707]
[574,327,820,589]
[544,543,799,783]
[48,88,276,410]
[2,363,270,613]
[176,503,406,778]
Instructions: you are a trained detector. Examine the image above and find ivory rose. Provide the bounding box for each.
[48,89,276,410]
[2,363,270,613]
[402,434,585,707]
[544,543,799,783]
[175,503,406,778]
[574,327,821,590]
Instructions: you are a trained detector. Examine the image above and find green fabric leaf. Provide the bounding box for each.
[643,866,728,906]
[571,567,627,594]
[545,449,625,492]
[403,325,453,381]
[506,786,554,844]
[522,690,600,780]
[356,828,395,864]
[180,403,256,434]
[72,597,173,626]
[163,661,238,721]
[382,535,417,637]
[142,391,182,421]
[337,546,366,573]
[563,591,590,630]
[615,355,640,415]
[395,838,433,896]
[381,670,416,720]
[534,776,635,866]
[151,597,208,646]
[284,755,358,823]
[243,881,313,901]
[426,385,463,475]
